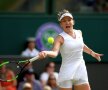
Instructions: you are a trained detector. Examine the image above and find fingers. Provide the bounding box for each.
[97,56,101,62]
[97,54,104,61]
[95,53,103,62]
[99,54,104,56]
[91,52,104,62]
[38,51,47,59]
[94,55,101,62]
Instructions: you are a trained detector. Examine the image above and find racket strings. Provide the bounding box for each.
[0,56,38,82]
[16,60,29,69]
[17,62,30,76]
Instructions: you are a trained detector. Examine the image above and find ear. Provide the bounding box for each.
[60,22,62,28]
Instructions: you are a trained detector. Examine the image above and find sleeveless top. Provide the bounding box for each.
[58,29,85,82]
[1,70,16,90]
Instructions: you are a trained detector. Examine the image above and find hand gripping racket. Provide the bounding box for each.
[0,55,39,82]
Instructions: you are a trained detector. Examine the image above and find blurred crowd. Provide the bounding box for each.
[79,0,108,12]
[0,37,59,90]
[56,0,108,13]
[0,61,59,90]
[0,0,108,13]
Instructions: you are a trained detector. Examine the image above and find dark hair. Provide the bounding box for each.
[47,74,57,86]
[44,62,55,71]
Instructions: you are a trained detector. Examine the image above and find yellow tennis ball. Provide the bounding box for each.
[48,37,54,44]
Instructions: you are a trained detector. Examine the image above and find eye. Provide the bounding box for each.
[68,19,71,21]
[61,20,66,22]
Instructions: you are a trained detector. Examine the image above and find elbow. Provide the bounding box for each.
[51,54,58,58]
[50,52,58,58]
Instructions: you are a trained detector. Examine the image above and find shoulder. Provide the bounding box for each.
[54,35,64,45]
[40,72,48,78]
[33,49,39,52]
[59,32,66,39]
[54,72,59,77]
[75,29,82,36]
[21,49,29,53]
[34,80,42,88]
[21,49,30,55]
[23,48,28,52]
[78,30,82,34]
[56,35,64,41]
[54,72,59,75]
[34,80,41,85]
[54,72,59,79]
[41,72,48,76]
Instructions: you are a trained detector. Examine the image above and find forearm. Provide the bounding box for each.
[83,44,95,55]
[39,35,62,59]
[45,51,58,58]
[83,44,103,61]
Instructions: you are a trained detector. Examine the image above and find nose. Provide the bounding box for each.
[66,20,69,24]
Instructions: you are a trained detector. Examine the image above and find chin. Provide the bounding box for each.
[66,28,71,31]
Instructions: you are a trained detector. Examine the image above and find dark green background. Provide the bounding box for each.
[0,13,107,62]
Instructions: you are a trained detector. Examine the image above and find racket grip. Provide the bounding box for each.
[29,55,39,62]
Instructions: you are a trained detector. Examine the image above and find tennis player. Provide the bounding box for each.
[38,9,103,90]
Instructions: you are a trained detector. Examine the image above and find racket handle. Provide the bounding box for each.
[29,55,39,62]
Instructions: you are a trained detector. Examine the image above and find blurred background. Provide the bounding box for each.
[0,0,108,90]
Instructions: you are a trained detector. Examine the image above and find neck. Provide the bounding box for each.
[64,28,74,35]
[64,28,76,39]
[29,48,34,51]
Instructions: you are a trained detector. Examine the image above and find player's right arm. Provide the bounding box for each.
[39,35,64,59]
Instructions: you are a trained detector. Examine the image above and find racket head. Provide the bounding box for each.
[0,60,30,82]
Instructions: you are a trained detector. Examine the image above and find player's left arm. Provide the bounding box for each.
[78,30,104,61]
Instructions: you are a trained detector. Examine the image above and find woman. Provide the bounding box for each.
[40,62,58,87]
[47,74,59,90]
[39,9,103,90]
[0,64,17,90]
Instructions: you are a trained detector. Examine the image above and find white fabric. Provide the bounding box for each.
[58,80,73,88]
[59,13,73,21]
[58,29,87,83]
[58,60,89,88]
[21,48,39,57]
[40,72,58,82]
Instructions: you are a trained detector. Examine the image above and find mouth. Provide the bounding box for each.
[66,26,70,29]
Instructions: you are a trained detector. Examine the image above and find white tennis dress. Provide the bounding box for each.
[58,29,88,86]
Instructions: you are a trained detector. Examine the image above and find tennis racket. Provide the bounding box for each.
[0,55,39,82]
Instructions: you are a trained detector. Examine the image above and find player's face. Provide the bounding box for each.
[60,16,74,31]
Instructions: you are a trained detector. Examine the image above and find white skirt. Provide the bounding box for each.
[57,59,88,83]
